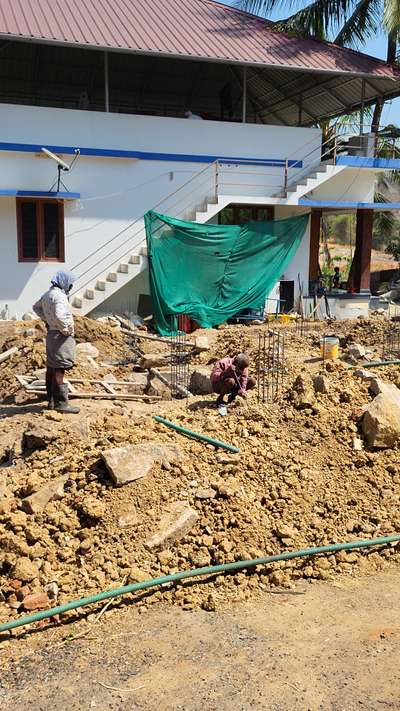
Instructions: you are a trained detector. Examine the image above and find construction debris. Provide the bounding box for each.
[2,312,400,626]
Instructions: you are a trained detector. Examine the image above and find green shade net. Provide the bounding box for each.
[145,210,309,335]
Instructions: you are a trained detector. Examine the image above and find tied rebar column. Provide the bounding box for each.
[382,324,400,360]
[170,333,190,398]
[257,330,285,403]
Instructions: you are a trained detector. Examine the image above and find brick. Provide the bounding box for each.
[22,592,50,611]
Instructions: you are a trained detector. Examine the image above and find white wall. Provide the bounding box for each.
[264,206,310,313]
[0,103,323,317]
[309,168,376,203]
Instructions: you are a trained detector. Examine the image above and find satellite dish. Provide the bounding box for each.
[41,147,71,171]
[41,147,80,192]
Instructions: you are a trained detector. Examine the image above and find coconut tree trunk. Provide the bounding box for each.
[387,28,397,63]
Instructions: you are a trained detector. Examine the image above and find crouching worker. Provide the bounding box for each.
[33,270,80,414]
[211,353,256,406]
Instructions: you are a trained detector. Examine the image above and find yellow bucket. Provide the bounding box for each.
[278,314,292,323]
[320,336,339,360]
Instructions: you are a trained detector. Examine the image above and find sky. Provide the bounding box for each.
[221,1,400,127]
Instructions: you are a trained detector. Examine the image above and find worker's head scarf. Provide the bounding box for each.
[51,270,76,295]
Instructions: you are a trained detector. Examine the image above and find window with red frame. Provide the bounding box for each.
[17,199,65,262]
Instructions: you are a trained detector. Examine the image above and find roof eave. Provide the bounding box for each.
[0,33,398,82]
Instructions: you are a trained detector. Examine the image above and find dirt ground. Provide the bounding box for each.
[1,569,400,711]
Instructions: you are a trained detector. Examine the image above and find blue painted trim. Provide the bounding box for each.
[0,141,302,168]
[299,198,400,209]
[0,189,80,199]
[337,156,400,169]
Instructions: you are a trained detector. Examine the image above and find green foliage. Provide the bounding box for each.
[385,233,400,263]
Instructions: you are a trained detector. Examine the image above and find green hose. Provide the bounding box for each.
[1,534,399,634]
[153,415,240,454]
[356,360,400,369]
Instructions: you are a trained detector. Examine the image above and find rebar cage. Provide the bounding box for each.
[170,333,190,398]
[257,330,285,403]
[382,323,400,360]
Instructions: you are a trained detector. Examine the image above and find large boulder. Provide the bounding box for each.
[140,353,170,369]
[23,423,59,451]
[193,336,210,353]
[362,391,400,448]
[102,442,182,486]
[145,501,198,550]
[189,367,213,395]
[76,342,99,359]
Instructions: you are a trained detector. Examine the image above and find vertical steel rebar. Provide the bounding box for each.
[383,324,400,360]
[170,333,190,399]
[257,330,285,404]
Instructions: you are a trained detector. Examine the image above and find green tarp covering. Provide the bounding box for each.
[145,210,308,335]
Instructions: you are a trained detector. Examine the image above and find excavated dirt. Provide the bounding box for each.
[1,313,400,629]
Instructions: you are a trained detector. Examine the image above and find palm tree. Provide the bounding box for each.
[237,0,400,131]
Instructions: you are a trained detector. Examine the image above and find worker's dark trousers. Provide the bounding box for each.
[212,378,257,402]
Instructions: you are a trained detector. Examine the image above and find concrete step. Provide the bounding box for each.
[118,263,129,274]
[107,272,118,283]
[72,296,83,308]
[129,254,141,264]
[84,289,95,300]
[96,280,106,291]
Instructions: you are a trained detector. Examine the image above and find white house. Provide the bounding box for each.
[0,0,400,320]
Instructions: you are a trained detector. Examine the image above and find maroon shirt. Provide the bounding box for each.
[211,357,248,395]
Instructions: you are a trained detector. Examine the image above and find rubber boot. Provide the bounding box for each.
[227,389,239,405]
[54,383,80,414]
[216,394,226,407]
[46,370,54,410]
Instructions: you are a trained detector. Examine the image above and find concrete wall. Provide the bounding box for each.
[264,206,310,313]
[0,103,322,316]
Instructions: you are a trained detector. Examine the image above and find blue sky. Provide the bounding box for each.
[221,1,399,126]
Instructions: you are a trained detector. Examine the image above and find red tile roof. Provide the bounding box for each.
[0,0,398,79]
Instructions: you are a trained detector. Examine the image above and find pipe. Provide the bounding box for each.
[355,360,400,369]
[153,415,240,453]
[1,535,399,634]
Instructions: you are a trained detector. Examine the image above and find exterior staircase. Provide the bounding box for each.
[70,158,346,316]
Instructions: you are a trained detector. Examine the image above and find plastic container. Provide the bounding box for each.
[320,336,339,360]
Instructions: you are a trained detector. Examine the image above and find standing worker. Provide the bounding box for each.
[211,353,256,406]
[33,270,80,414]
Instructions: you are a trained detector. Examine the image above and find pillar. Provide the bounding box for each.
[309,209,322,282]
[352,209,373,293]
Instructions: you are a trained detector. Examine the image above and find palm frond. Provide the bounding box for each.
[271,0,358,39]
[334,0,380,48]
[383,0,400,35]
[235,0,304,16]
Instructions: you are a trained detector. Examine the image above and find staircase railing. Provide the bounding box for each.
[70,122,384,301]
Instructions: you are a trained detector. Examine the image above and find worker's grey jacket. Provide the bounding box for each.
[33,286,75,336]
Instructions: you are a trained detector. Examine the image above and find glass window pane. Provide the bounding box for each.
[219,207,234,225]
[20,202,38,259]
[256,208,272,221]
[236,208,253,224]
[43,203,60,258]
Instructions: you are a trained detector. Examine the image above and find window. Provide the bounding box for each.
[219,204,274,225]
[17,199,65,262]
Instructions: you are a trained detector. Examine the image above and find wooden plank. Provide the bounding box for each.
[0,347,18,364]
[102,382,116,394]
[24,388,160,401]
[121,327,197,349]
